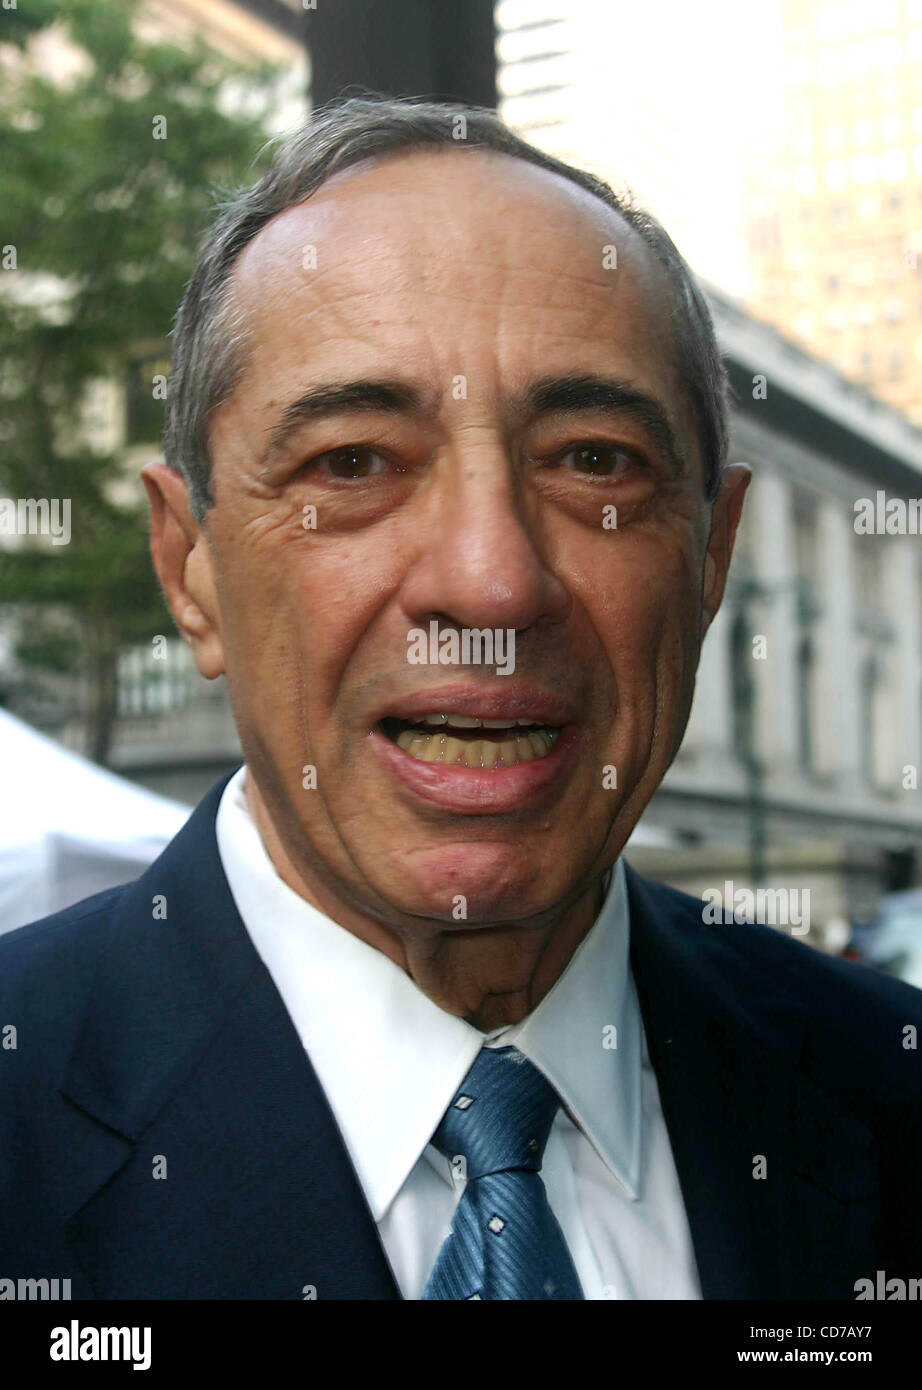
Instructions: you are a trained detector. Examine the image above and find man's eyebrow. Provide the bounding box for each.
[521,374,686,474]
[259,373,687,475]
[261,379,427,466]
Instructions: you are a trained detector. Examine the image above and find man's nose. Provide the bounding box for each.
[399,443,571,635]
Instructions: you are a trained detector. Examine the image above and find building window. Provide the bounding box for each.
[117,642,194,718]
[881,148,907,181]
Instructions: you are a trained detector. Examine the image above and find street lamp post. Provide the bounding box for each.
[730,571,812,890]
[732,576,768,890]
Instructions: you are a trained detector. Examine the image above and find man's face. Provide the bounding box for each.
[190,150,744,930]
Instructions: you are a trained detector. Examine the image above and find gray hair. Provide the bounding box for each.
[163,96,729,521]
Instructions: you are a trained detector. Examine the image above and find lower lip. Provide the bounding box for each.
[370,724,582,813]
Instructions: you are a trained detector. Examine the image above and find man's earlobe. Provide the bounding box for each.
[700,463,752,639]
[141,462,225,680]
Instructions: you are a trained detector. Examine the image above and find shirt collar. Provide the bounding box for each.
[485,855,642,1199]
[216,766,642,1220]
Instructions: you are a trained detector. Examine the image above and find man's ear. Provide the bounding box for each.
[700,463,751,639]
[141,462,225,680]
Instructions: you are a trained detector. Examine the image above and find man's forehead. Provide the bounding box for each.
[215,148,698,476]
[230,147,665,312]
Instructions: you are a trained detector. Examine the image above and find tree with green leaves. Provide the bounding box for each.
[0,0,289,762]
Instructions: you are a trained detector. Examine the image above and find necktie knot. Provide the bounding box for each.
[430,1045,561,1181]
[423,1044,584,1299]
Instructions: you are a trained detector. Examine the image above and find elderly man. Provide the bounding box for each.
[2,99,920,1302]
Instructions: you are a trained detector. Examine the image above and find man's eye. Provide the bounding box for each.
[311,447,390,479]
[560,444,640,477]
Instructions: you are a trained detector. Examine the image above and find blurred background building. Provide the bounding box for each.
[2,0,921,962]
[137,0,303,59]
[744,0,922,428]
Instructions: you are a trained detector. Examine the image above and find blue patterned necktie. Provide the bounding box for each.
[422,1045,584,1300]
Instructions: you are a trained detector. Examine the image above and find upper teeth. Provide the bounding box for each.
[420,714,540,728]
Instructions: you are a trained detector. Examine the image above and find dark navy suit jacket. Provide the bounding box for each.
[2,772,921,1299]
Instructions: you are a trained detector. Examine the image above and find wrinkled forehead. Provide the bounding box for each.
[225,148,696,454]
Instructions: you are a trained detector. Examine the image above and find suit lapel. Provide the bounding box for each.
[626,864,879,1299]
[60,775,399,1300]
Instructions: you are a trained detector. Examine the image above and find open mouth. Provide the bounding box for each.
[378,713,562,768]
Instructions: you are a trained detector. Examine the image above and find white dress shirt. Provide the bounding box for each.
[215,766,701,1300]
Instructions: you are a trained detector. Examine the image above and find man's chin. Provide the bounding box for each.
[374,839,593,929]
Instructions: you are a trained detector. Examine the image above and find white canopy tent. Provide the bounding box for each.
[0,708,190,936]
